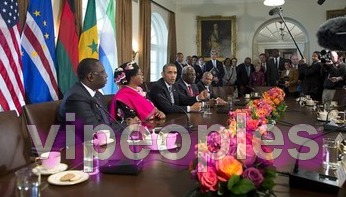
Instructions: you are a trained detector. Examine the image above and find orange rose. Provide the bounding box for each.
[215,155,243,182]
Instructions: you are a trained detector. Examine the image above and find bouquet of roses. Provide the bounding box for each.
[247,87,287,125]
[188,125,276,197]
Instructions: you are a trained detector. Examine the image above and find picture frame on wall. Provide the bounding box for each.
[326,9,346,19]
[197,15,236,59]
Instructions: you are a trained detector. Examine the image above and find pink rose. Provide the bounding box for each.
[242,167,264,187]
[197,167,219,192]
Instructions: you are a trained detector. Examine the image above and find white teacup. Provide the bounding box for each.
[330,101,338,107]
[245,94,250,99]
[306,99,315,106]
[318,110,338,121]
[38,151,61,170]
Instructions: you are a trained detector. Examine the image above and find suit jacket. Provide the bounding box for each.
[197,81,216,99]
[148,78,197,114]
[280,68,299,93]
[267,57,285,86]
[193,64,203,83]
[204,60,225,86]
[174,61,185,81]
[176,79,199,97]
[236,63,255,86]
[57,82,121,144]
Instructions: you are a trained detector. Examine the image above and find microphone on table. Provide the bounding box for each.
[316,16,346,51]
[91,98,143,175]
[158,94,194,132]
[289,123,346,194]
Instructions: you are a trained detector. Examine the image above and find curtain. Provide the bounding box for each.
[116,0,132,66]
[139,0,151,81]
[167,11,177,64]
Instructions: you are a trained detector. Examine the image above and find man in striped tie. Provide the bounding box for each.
[148,64,208,114]
[176,66,199,97]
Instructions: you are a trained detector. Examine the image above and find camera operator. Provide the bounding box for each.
[321,50,346,103]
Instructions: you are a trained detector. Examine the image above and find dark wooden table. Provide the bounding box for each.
[1,98,345,197]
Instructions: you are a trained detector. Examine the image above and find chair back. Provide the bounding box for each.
[22,100,61,155]
[0,110,30,177]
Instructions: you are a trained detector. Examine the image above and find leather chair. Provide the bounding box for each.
[0,110,30,177]
[22,100,62,155]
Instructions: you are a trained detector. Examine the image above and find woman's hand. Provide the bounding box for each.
[155,109,166,119]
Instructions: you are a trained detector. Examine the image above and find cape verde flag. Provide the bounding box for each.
[21,0,58,103]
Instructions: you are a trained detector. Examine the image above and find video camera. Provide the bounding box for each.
[320,49,331,63]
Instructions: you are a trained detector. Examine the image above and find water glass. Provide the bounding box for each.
[203,101,212,115]
[322,138,339,169]
[83,141,99,174]
[15,166,41,197]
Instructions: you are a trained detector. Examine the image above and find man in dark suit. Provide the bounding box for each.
[267,49,285,86]
[236,57,255,97]
[197,72,227,105]
[197,72,216,99]
[176,66,199,97]
[192,55,203,83]
[174,52,185,81]
[148,63,207,114]
[203,50,225,86]
[57,58,122,146]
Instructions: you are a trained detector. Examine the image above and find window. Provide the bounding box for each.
[150,13,168,81]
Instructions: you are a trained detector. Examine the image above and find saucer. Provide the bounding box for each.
[146,144,178,151]
[98,138,115,146]
[33,163,68,175]
[48,170,89,185]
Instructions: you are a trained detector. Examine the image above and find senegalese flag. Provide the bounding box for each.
[100,0,118,94]
[56,0,79,95]
[78,0,98,61]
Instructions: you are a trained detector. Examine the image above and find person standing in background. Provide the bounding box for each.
[236,57,255,97]
[267,49,285,86]
[223,57,237,86]
[192,55,203,83]
[174,52,185,81]
[302,51,323,100]
[259,53,268,85]
[204,50,225,87]
[250,60,265,87]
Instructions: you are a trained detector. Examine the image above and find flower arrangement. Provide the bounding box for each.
[187,87,287,197]
[247,87,287,125]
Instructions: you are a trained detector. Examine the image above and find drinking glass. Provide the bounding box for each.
[322,138,339,169]
[15,166,41,197]
[203,101,212,115]
[83,141,99,174]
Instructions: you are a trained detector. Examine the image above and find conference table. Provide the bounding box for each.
[1,98,346,197]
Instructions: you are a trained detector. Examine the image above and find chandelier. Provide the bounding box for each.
[263,0,285,7]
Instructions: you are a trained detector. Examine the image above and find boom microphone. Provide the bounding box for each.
[316,16,346,51]
[269,7,281,16]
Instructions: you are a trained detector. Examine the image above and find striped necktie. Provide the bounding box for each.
[168,86,174,104]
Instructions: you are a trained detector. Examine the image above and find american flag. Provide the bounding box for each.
[0,0,25,114]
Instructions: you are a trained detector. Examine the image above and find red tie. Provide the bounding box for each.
[188,85,194,96]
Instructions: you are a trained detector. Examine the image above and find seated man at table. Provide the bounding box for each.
[148,63,208,114]
[197,72,227,105]
[56,58,123,148]
[176,66,199,97]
